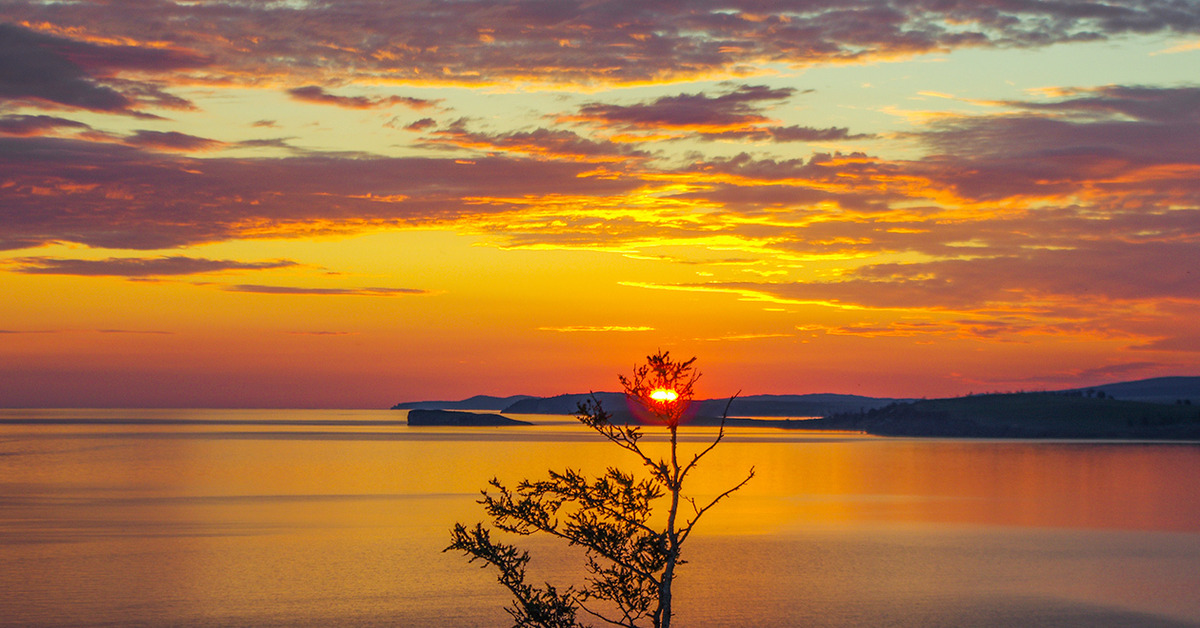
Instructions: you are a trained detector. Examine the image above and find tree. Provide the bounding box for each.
[447,351,754,628]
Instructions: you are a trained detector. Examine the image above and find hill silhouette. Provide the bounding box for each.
[805,392,1200,439]
[392,395,535,411]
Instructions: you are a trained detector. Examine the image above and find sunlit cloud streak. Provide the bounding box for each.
[538,326,655,332]
[705,240,1200,310]
[7,256,298,277]
[224,284,428,296]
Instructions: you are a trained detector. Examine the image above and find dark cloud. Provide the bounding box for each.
[1006,85,1200,123]
[3,2,1198,85]
[0,135,642,250]
[566,84,873,142]
[765,125,874,142]
[287,85,437,110]
[0,22,206,115]
[7,256,299,277]
[424,123,652,161]
[404,118,437,131]
[571,84,793,131]
[0,114,90,136]
[915,85,1200,202]
[125,130,224,152]
[225,284,428,296]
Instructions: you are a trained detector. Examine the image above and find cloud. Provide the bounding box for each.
[124,130,225,152]
[287,85,437,110]
[0,114,90,136]
[764,125,874,142]
[1005,85,1200,123]
[911,85,1200,205]
[423,122,652,162]
[404,118,437,131]
[564,84,874,142]
[0,22,205,115]
[699,239,1200,311]
[7,256,299,277]
[0,135,643,249]
[4,2,1199,85]
[573,85,793,130]
[224,284,428,296]
[538,325,655,332]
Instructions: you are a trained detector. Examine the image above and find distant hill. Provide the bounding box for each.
[392,395,535,411]
[804,392,1200,439]
[695,393,908,417]
[501,392,626,414]
[389,376,1200,438]
[498,392,906,417]
[1069,376,1200,404]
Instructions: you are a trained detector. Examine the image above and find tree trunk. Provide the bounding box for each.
[658,423,681,628]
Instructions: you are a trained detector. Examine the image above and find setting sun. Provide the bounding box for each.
[649,388,679,403]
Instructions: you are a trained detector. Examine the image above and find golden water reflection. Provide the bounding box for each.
[1,409,1198,627]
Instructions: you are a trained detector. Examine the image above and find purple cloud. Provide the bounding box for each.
[424,123,652,161]
[125,130,224,152]
[287,85,437,110]
[572,85,793,130]
[5,2,1198,85]
[0,114,90,136]
[0,135,643,249]
[0,22,206,115]
[8,256,299,277]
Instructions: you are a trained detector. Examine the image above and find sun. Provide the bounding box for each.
[649,388,679,403]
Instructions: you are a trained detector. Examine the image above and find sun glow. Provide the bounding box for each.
[649,388,679,403]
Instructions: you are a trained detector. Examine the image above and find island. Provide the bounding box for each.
[406,409,532,427]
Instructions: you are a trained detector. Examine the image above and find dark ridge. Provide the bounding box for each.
[392,395,536,410]
[804,392,1200,439]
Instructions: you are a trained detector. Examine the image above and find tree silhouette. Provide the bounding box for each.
[447,351,754,628]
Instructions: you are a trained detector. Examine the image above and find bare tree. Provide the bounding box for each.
[447,351,754,627]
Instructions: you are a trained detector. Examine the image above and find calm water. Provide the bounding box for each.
[1,408,1198,627]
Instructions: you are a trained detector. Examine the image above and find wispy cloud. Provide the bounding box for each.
[123,130,225,152]
[0,114,90,136]
[538,325,655,332]
[286,86,437,110]
[7,256,298,277]
[224,284,428,296]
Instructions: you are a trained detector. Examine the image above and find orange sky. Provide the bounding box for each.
[1,3,1198,407]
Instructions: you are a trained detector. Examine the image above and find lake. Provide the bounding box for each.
[1,408,1198,627]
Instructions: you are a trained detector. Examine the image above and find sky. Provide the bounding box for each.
[1,1,1199,408]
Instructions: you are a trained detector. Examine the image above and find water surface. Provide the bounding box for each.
[1,409,1197,627]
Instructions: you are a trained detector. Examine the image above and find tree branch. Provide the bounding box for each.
[678,467,755,545]
[679,391,740,482]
